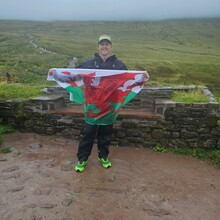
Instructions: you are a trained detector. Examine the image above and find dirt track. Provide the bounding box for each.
[0,132,220,220]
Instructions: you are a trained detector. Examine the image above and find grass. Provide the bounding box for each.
[0,18,219,162]
[172,88,210,102]
[0,124,14,134]
[213,91,220,104]
[0,124,14,150]
[0,83,44,100]
[152,144,220,167]
[0,18,220,86]
[0,146,11,154]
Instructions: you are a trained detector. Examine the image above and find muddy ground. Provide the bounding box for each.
[0,132,220,220]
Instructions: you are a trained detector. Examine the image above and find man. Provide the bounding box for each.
[74,34,149,172]
[48,34,149,172]
[6,72,11,83]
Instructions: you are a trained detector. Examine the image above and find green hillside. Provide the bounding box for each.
[0,18,220,86]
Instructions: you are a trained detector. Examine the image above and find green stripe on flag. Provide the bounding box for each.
[84,104,101,114]
[85,110,118,125]
[84,103,119,125]
[122,91,138,106]
[66,86,85,104]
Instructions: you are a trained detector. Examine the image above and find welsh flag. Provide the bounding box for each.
[48,68,148,125]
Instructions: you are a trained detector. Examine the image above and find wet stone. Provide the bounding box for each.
[33,188,52,196]
[48,145,59,151]
[61,161,73,171]
[54,138,69,144]
[10,147,21,157]
[25,204,37,209]
[30,143,42,149]
[46,163,55,168]
[8,186,24,192]
[18,195,26,200]
[210,183,216,189]
[33,189,42,196]
[47,158,55,162]
[0,158,7,162]
[2,173,19,180]
[29,214,42,220]
[42,188,52,195]
[2,166,19,172]
[37,170,51,178]
[61,198,73,207]
[39,203,56,209]
[146,208,170,217]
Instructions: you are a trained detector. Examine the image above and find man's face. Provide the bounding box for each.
[98,41,112,57]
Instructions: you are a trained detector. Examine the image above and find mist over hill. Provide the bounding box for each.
[1,0,220,21]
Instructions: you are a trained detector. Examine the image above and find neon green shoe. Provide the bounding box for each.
[98,157,112,169]
[74,161,88,172]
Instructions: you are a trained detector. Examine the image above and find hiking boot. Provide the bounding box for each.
[74,161,88,172]
[98,157,112,168]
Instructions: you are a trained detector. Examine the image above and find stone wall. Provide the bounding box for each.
[0,86,219,149]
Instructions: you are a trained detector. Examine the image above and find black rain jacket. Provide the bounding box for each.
[77,53,127,70]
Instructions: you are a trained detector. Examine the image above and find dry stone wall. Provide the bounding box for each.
[0,86,219,149]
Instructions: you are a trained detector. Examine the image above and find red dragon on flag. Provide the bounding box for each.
[48,68,148,125]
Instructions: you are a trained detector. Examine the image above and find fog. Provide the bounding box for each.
[0,0,219,21]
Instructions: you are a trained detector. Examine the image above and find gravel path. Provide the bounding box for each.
[0,132,220,220]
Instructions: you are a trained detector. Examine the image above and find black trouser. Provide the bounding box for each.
[77,123,113,162]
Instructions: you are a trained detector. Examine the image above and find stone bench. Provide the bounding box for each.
[30,95,64,110]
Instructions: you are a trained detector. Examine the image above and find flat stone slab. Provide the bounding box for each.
[31,95,63,101]
[51,106,160,119]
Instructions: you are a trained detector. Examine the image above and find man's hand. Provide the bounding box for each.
[143,71,149,78]
[48,68,54,76]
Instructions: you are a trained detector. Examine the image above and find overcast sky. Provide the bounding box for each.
[0,0,219,21]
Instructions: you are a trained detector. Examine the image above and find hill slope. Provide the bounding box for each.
[0,18,219,85]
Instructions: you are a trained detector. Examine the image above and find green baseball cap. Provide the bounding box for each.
[98,34,112,44]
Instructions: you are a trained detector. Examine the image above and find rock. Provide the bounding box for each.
[46,163,55,168]
[53,138,69,144]
[143,141,154,148]
[18,195,26,200]
[121,120,139,128]
[61,198,73,206]
[152,130,164,138]
[115,130,126,138]
[127,137,143,143]
[29,214,42,220]
[33,187,51,195]
[146,208,170,217]
[181,130,198,138]
[61,164,73,171]
[33,189,42,196]
[2,166,19,172]
[47,158,55,162]
[25,204,37,208]
[0,158,7,162]
[8,186,24,192]
[39,203,56,208]
[210,183,216,189]
[30,143,42,149]
[10,147,21,157]
[61,161,73,171]
[2,173,19,180]
[42,188,52,195]
[37,170,51,178]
